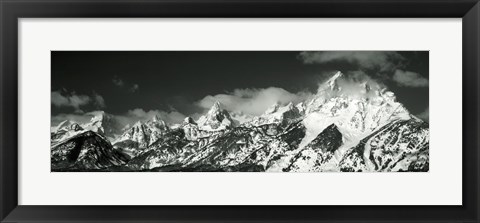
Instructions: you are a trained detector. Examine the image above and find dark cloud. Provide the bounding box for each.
[52,51,429,120]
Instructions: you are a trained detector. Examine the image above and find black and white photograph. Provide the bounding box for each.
[51,51,429,172]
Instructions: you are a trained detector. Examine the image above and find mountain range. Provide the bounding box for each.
[51,72,429,172]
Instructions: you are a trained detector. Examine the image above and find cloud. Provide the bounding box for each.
[51,90,107,113]
[298,51,429,88]
[112,76,124,87]
[298,51,404,72]
[416,108,429,122]
[113,75,140,93]
[51,91,91,112]
[196,87,313,116]
[393,70,428,87]
[93,92,106,108]
[130,84,139,93]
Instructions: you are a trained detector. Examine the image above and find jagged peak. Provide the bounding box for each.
[183,117,197,125]
[202,101,233,121]
[212,101,222,109]
[88,111,108,123]
[285,102,294,109]
[132,121,143,128]
[152,114,161,122]
[327,71,343,82]
[264,102,281,115]
[325,71,343,90]
[208,101,224,114]
[196,101,235,130]
[150,115,167,126]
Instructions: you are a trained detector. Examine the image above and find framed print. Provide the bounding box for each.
[49,51,430,173]
[1,0,479,222]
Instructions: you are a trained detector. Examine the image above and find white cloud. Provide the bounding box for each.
[298,51,404,72]
[416,107,429,122]
[112,76,124,87]
[393,70,428,87]
[196,87,313,116]
[51,90,107,112]
[93,92,106,108]
[51,91,91,112]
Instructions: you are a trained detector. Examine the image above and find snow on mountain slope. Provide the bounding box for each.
[112,115,170,157]
[51,120,73,132]
[248,102,302,127]
[299,71,411,150]
[51,71,429,172]
[81,111,123,141]
[285,124,343,172]
[339,118,429,172]
[51,122,85,146]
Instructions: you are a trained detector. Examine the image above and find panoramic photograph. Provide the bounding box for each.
[51,51,429,172]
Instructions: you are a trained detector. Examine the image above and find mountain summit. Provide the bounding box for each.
[196,101,235,130]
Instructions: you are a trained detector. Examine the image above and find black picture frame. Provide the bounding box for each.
[1,0,479,222]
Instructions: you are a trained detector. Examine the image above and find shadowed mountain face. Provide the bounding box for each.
[51,131,129,171]
[284,124,343,172]
[51,72,429,172]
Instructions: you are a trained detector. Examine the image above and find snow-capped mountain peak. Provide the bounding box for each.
[53,120,73,132]
[248,102,302,127]
[113,114,171,149]
[80,111,123,141]
[264,102,281,115]
[299,71,412,151]
[133,121,143,128]
[325,71,343,91]
[152,114,161,123]
[210,101,222,112]
[183,117,197,125]
[196,101,234,131]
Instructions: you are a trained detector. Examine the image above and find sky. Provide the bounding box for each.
[51,51,429,126]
